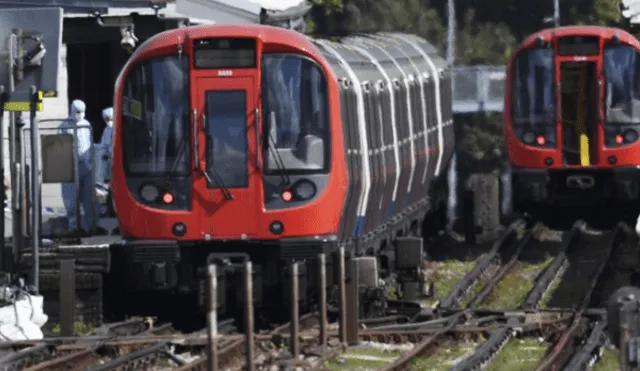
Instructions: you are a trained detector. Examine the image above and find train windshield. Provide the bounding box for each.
[261,54,329,173]
[604,45,640,125]
[120,56,190,175]
[511,48,556,127]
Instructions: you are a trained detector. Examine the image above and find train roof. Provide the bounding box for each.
[519,25,640,50]
[129,23,321,60]
[125,24,447,87]
[311,33,447,86]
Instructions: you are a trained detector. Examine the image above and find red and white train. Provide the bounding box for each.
[506,26,640,216]
[107,24,454,317]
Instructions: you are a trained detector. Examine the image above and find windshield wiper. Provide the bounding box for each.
[201,118,233,200]
[165,127,189,184]
[201,163,233,200]
[165,129,232,199]
[267,111,291,186]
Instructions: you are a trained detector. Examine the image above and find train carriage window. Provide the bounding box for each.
[338,83,352,239]
[426,77,437,150]
[446,72,454,121]
[410,80,423,138]
[393,81,405,143]
[604,45,640,125]
[339,82,352,154]
[424,76,433,132]
[379,84,393,149]
[121,56,189,175]
[362,83,375,153]
[262,54,330,173]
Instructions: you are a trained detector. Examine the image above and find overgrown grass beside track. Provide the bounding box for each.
[410,339,483,370]
[485,338,548,371]
[423,259,479,306]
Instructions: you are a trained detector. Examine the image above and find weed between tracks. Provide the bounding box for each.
[485,338,548,371]
[458,264,500,308]
[410,339,483,370]
[324,346,402,371]
[47,321,96,336]
[482,256,553,309]
[423,259,479,306]
[593,348,620,371]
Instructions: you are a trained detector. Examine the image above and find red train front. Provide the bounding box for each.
[505,26,640,212]
[112,25,346,242]
[107,25,347,318]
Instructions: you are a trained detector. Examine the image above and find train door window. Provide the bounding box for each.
[445,71,453,122]
[347,84,360,236]
[368,83,382,228]
[338,83,351,239]
[411,80,424,194]
[204,90,249,188]
[398,80,409,157]
[363,84,376,232]
[362,83,375,170]
[410,80,423,156]
[427,77,437,156]
[373,82,385,196]
[438,72,446,120]
[392,80,404,159]
[379,84,393,161]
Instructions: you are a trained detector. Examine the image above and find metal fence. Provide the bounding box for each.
[18,119,99,237]
[453,65,506,113]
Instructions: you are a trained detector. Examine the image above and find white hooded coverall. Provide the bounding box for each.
[97,107,114,185]
[59,100,96,233]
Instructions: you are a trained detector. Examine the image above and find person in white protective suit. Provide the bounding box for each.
[97,107,114,185]
[59,100,96,234]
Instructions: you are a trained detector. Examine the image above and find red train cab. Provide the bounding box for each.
[505,26,640,210]
[112,25,347,243]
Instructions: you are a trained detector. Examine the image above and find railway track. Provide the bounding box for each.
[0,311,322,371]
[1,219,635,370]
[316,219,634,371]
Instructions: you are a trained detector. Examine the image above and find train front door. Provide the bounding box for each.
[193,77,260,239]
[559,61,598,166]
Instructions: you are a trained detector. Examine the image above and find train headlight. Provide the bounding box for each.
[292,180,316,200]
[522,132,535,144]
[270,221,284,235]
[140,184,160,203]
[624,129,638,143]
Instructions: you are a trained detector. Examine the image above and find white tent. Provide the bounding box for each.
[65,0,311,28]
[175,0,310,28]
[621,0,640,24]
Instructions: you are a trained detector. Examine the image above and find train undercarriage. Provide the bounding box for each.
[101,182,449,330]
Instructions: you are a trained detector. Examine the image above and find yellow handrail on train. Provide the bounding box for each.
[576,64,590,166]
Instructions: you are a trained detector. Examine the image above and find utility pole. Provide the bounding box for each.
[544,0,560,27]
[446,0,457,228]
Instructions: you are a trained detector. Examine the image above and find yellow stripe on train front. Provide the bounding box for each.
[576,64,589,166]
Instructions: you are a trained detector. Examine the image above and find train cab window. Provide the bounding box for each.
[511,48,555,125]
[604,45,640,125]
[262,54,329,173]
[511,48,557,144]
[121,56,190,175]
